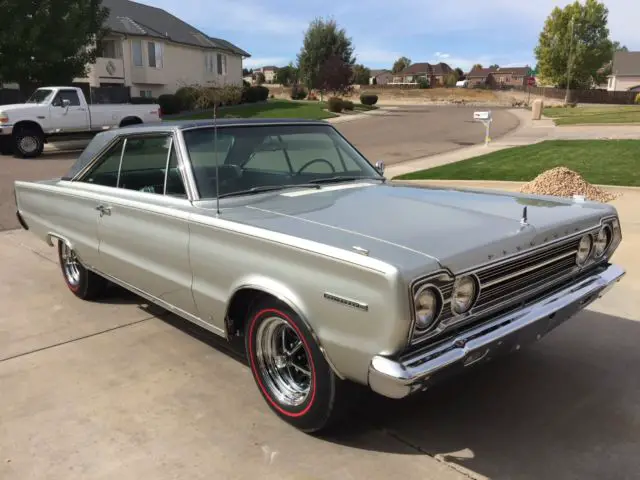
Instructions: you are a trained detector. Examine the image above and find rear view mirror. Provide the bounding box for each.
[375,160,385,175]
[62,99,71,108]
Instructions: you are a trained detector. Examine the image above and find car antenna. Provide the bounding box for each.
[214,102,220,216]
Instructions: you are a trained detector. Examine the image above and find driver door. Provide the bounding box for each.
[49,89,89,132]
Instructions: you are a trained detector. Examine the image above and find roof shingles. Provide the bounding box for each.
[101,0,250,57]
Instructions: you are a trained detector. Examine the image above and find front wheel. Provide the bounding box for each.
[245,300,356,433]
[13,127,44,158]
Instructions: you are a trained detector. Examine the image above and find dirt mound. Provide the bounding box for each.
[519,167,618,203]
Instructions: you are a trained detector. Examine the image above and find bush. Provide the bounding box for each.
[175,86,197,111]
[242,85,270,103]
[327,96,344,113]
[158,94,181,115]
[342,99,354,110]
[360,93,378,106]
[130,96,158,104]
[417,78,430,89]
[635,93,640,104]
[290,85,307,100]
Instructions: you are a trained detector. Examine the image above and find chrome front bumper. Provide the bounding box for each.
[368,263,625,399]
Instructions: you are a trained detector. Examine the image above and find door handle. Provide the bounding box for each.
[95,205,112,216]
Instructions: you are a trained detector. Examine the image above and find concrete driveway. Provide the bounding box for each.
[1,184,638,480]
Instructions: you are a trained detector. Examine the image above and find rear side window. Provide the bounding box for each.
[81,139,124,187]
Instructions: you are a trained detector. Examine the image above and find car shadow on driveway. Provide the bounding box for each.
[326,309,640,480]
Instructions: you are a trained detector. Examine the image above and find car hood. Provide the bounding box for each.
[222,182,615,274]
[0,103,43,113]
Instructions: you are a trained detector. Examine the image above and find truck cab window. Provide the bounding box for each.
[52,90,81,107]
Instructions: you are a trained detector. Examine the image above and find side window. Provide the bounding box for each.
[80,139,125,187]
[118,135,172,193]
[53,90,81,107]
[165,147,187,197]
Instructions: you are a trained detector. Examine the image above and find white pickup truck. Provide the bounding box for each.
[0,86,161,158]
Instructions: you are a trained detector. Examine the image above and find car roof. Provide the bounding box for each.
[116,117,331,134]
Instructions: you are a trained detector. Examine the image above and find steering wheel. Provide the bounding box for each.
[296,158,335,175]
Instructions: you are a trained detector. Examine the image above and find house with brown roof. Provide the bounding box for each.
[607,51,640,92]
[254,66,279,83]
[466,66,533,88]
[391,62,454,86]
[369,69,393,85]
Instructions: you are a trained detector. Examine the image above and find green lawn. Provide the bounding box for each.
[171,99,338,121]
[394,140,640,186]
[543,105,640,125]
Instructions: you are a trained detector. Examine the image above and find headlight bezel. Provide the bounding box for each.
[593,225,612,258]
[576,234,593,266]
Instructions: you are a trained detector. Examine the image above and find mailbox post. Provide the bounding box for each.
[473,110,493,146]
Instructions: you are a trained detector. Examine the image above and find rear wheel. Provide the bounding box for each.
[58,241,107,300]
[245,300,355,433]
[13,127,44,158]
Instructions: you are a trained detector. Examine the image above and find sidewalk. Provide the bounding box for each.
[327,106,399,124]
[385,108,640,179]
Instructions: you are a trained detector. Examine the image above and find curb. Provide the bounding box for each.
[392,179,640,192]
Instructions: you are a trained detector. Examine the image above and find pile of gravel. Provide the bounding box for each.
[519,167,618,203]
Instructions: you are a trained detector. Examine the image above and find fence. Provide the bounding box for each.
[513,85,637,104]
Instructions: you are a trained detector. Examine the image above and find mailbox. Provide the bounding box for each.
[473,111,492,121]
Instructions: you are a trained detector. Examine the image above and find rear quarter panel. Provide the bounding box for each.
[188,217,411,383]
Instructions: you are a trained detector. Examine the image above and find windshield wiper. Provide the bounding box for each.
[218,184,320,199]
[309,175,384,185]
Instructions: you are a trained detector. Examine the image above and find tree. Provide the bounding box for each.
[297,17,355,90]
[444,71,460,87]
[471,63,483,71]
[314,55,353,99]
[255,72,266,85]
[242,68,254,76]
[0,0,110,93]
[489,64,500,69]
[534,0,614,92]
[392,56,411,74]
[455,67,465,79]
[275,63,298,86]
[352,64,371,85]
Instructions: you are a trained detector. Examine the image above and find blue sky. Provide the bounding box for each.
[141,0,638,71]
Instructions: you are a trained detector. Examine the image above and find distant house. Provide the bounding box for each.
[466,66,533,88]
[369,69,393,85]
[392,62,454,86]
[607,51,640,92]
[254,66,279,83]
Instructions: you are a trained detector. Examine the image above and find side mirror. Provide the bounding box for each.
[62,99,72,108]
[375,160,385,175]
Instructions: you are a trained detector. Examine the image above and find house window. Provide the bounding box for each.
[140,89,153,98]
[217,53,227,75]
[100,39,122,59]
[205,53,215,73]
[132,40,143,67]
[147,41,163,68]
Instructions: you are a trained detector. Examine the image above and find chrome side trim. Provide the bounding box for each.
[226,284,346,380]
[87,265,226,337]
[369,263,626,399]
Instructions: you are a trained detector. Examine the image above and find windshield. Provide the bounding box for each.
[182,124,383,199]
[26,89,55,104]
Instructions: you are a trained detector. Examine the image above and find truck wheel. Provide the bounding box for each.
[245,300,355,433]
[58,241,107,300]
[13,127,45,158]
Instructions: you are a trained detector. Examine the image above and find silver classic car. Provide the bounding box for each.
[14,119,625,433]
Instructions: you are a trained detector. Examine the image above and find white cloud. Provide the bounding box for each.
[355,46,402,65]
[243,57,291,69]
[435,52,451,59]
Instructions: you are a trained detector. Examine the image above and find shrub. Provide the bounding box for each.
[241,85,269,103]
[175,86,197,111]
[327,96,344,113]
[360,93,378,106]
[635,93,640,104]
[290,85,307,100]
[417,78,430,89]
[342,99,354,110]
[158,94,181,115]
[254,85,270,101]
[307,92,318,101]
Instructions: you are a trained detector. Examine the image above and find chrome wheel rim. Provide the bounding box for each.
[19,136,38,153]
[60,243,81,286]
[255,316,312,407]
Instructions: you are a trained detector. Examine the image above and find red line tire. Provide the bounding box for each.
[57,241,107,300]
[245,300,355,433]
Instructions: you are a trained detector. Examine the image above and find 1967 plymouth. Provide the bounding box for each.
[14,119,625,433]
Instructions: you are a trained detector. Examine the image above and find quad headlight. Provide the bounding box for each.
[451,275,478,315]
[576,234,593,265]
[414,286,441,330]
[594,225,612,258]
